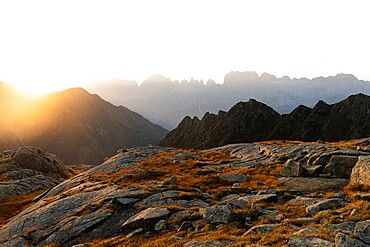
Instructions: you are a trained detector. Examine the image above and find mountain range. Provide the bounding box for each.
[87,72,370,129]
[0,83,168,164]
[160,93,370,149]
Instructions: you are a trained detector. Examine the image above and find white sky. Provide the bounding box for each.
[0,0,369,93]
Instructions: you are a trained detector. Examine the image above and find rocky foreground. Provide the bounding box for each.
[2,140,370,246]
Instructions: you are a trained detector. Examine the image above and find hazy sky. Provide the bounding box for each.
[0,0,369,93]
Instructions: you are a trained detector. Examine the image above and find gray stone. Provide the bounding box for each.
[354,194,370,201]
[322,155,358,178]
[163,176,178,185]
[288,196,322,206]
[183,240,233,247]
[303,165,324,177]
[281,159,303,177]
[219,173,248,182]
[307,154,322,166]
[292,227,320,236]
[350,156,370,187]
[243,224,280,235]
[0,175,60,199]
[201,205,232,224]
[154,220,167,232]
[114,198,140,206]
[288,236,335,246]
[177,221,193,232]
[313,155,330,167]
[252,204,284,222]
[121,207,170,231]
[335,232,370,247]
[306,198,342,214]
[328,221,356,233]
[169,210,192,220]
[108,189,151,199]
[355,220,370,244]
[229,194,278,208]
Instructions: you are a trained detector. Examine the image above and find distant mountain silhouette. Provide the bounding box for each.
[87,72,370,129]
[0,82,168,164]
[160,94,370,148]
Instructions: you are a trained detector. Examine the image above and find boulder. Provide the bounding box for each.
[313,154,331,166]
[201,205,232,224]
[219,174,248,182]
[12,146,70,178]
[322,155,358,178]
[121,207,170,232]
[229,194,278,208]
[303,165,324,177]
[154,220,167,232]
[328,221,356,233]
[288,236,334,246]
[355,220,370,244]
[252,204,284,222]
[335,232,370,247]
[281,159,303,177]
[169,210,193,220]
[351,156,370,186]
[306,198,342,215]
[183,240,233,247]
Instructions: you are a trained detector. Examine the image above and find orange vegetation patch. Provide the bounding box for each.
[344,183,370,197]
[255,140,308,146]
[91,149,282,194]
[0,173,11,182]
[0,190,42,226]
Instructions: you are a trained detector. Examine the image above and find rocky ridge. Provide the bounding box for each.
[160,94,370,149]
[2,140,370,246]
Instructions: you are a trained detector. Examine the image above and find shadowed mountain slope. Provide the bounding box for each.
[160,94,370,148]
[0,83,168,164]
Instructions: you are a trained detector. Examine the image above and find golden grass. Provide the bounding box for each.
[0,190,43,226]
[90,149,282,195]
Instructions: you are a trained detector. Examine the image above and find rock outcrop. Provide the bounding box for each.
[0,146,70,200]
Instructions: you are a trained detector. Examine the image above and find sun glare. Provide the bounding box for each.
[12,82,81,95]
[13,84,55,95]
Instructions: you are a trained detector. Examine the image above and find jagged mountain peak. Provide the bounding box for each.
[161,94,370,148]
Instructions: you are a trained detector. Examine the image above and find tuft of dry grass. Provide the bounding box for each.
[344,183,370,196]
[26,227,38,234]
[0,190,44,226]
